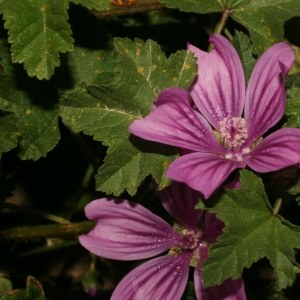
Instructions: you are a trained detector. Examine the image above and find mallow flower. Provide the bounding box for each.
[129,34,300,198]
[79,181,246,300]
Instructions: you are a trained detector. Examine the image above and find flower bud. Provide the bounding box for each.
[82,269,104,299]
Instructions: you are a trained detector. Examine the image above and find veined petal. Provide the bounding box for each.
[201,212,225,244]
[189,35,245,130]
[166,152,246,199]
[129,87,226,154]
[246,128,300,172]
[157,181,203,232]
[79,199,181,260]
[111,253,191,300]
[244,42,295,145]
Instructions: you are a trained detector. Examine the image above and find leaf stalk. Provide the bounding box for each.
[0,221,96,241]
[272,198,282,216]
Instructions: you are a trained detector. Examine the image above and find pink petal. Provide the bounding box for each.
[129,87,226,154]
[244,42,295,146]
[201,212,225,244]
[111,253,192,300]
[79,199,182,260]
[194,246,247,300]
[166,152,246,199]
[188,35,245,130]
[246,128,300,172]
[157,181,203,232]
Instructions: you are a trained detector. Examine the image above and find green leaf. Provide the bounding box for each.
[0,39,60,160]
[231,1,300,55]
[0,0,73,79]
[70,0,110,10]
[284,87,300,127]
[196,170,300,290]
[0,276,46,300]
[159,0,300,55]
[0,112,19,156]
[231,30,257,83]
[60,38,197,195]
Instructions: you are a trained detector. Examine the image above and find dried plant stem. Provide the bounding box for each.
[0,221,96,241]
[0,202,71,224]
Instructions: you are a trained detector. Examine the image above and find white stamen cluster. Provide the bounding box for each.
[219,117,248,151]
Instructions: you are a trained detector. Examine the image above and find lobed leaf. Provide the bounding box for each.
[60,38,197,195]
[0,39,60,160]
[196,170,300,290]
[0,0,73,79]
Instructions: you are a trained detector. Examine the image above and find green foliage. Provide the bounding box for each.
[159,0,300,55]
[284,87,300,127]
[0,276,46,300]
[231,30,257,83]
[60,37,197,195]
[0,0,110,79]
[0,39,60,160]
[0,0,73,80]
[0,112,18,157]
[196,170,300,290]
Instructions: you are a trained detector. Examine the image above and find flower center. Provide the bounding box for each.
[180,231,199,250]
[219,117,248,152]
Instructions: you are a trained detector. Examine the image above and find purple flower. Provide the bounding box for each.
[79,182,246,300]
[129,34,300,198]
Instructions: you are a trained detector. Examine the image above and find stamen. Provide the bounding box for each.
[180,231,199,250]
[242,148,251,154]
[219,117,248,151]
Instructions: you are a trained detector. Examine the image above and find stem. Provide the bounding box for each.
[0,202,71,224]
[0,221,96,241]
[91,0,165,18]
[224,27,233,41]
[208,8,231,52]
[272,198,282,216]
